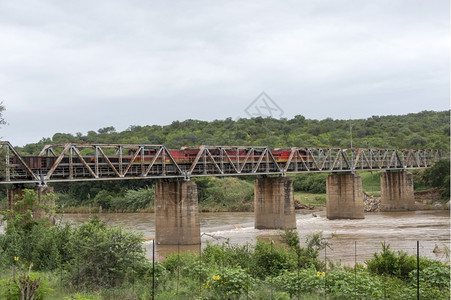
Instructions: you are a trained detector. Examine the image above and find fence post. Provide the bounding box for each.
[297,250,300,300]
[270,240,273,300]
[177,243,180,295]
[417,240,420,300]
[354,241,357,300]
[324,245,327,299]
[199,244,202,296]
[383,241,386,299]
[152,240,155,300]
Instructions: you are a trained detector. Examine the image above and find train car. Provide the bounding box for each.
[169,149,200,164]
[11,156,59,170]
[10,147,312,179]
[272,149,292,162]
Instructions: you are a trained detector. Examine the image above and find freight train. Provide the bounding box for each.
[12,147,309,169]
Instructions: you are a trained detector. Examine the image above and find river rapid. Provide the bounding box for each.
[59,209,450,265]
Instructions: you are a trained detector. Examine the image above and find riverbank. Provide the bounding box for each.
[57,210,450,265]
[55,191,324,214]
[55,193,448,214]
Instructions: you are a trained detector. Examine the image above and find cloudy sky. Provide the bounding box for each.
[0,0,449,146]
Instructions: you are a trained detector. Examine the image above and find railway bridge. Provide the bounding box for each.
[0,141,442,245]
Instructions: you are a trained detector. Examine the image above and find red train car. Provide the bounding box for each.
[13,147,311,171]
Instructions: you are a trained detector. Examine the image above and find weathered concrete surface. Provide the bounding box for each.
[254,177,296,229]
[326,174,364,219]
[155,181,201,245]
[380,171,414,211]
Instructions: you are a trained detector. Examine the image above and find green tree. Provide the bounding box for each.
[0,189,57,268]
[422,159,450,198]
[65,216,148,289]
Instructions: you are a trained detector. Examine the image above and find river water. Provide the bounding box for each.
[59,209,450,265]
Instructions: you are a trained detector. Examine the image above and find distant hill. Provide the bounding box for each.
[20,110,450,155]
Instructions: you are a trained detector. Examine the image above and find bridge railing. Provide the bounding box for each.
[0,141,442,184]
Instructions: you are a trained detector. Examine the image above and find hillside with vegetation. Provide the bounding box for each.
[5,110,450,212]
[19,110,449,154]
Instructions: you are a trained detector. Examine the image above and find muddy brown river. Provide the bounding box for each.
[58,209,450,265]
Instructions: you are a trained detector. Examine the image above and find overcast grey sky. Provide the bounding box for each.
[0,0,449,146]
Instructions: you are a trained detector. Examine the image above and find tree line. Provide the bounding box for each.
[19,110,450,155]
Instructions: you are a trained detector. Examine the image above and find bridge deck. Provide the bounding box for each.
[0,142,441,184]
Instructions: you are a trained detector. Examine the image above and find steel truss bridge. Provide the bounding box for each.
[0,141,442,185]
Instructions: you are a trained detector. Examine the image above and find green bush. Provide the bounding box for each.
[202,240,253,269]
[123,186,154,211]
[0,268,53,300]
[409,261,450,290]
[64,216,149,289]
[0,189,60,269]
[1,192,151,290]
[203,267,252,298]
[280,230,332,270]
[92,190,113,209]
[366,243,417,280]
[271,267,323,296]
[251,239,295,279]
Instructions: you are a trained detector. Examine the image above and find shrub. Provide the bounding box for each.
[1,192,151,290]
[64,216,149,289]
[280,230,331,270]
[123,186,154,211]
[0,189,59,269]
[271,267,323,296]
[251,239,295,279]
[366,243,416,279]
[0,265,53,300]
[93,190,113,210]
[409,261,450,290]
[203,267,252,298]
[202,240,253,269]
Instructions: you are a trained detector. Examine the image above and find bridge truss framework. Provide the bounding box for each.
[0,141,442,185]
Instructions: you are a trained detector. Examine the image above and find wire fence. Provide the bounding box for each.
[138,239,450,299]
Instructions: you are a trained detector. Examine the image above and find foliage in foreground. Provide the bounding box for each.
[0,189,150,293]
[0,193,449,299]
[0,264,53,300]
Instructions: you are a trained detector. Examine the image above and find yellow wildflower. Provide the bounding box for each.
[317,271,325,277]
[14,256,19,261]
[212,274,220,281]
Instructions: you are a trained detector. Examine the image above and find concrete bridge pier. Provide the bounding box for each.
[380,171,414,211]
[326,173,364,219]
[155,181,201,245]
[254,177,296,229]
